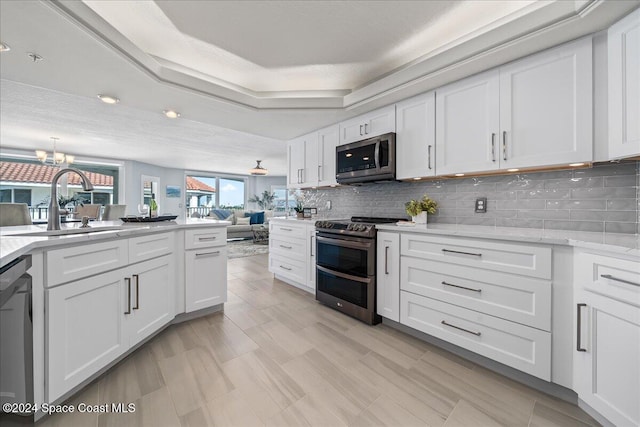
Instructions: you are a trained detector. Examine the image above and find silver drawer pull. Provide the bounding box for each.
[280,227,293,231]
[279,244,293,249]
[441,320,481,336]
[198,236,217,241]
[196,251,220,257]
[442,281,481,293]
[600,274,640,288]
[442,249,482,257]
[279,265,292,271]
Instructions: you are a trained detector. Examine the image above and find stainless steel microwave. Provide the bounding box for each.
[335,133,396,184]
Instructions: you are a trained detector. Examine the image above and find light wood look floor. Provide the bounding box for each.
[38,253,600,427]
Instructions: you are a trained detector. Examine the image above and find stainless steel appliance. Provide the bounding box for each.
[315,217,405,324]
[336,133,396,184]
[0,255,33,423]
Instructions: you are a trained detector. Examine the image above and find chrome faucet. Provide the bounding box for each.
[47,168,94,231]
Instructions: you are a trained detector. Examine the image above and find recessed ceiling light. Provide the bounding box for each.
[0,42,10,52]
[98,94,119,104]
[507,168,519,172]
[455,173,465,177]
[569,162,585,167]
[163,110,180,119]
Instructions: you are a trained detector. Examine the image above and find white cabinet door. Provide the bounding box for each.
[185,246,227,312]
[317,125,339,187]
[287,138,305,188]
[47,269,127,402]
[500,38,592,168]
[377,232,400,321]
[396,92,436,179]
[574,292,640,427]
[435,69,500,175]
[339,105,396,144]
[128,255,174,346]
[608,8,640,159]
[302,132,319,187]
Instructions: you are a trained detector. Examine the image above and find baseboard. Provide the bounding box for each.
[172,304,224,324]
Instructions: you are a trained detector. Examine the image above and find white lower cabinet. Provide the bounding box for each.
[46,254,175,402]
[185,246,227,312]
[268,220,315,293]
[376,232,400,321]
[574,250,640,426]
[401,291,551,380]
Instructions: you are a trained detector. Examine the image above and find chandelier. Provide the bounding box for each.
[35,137,74,165]
[249,160,268,175]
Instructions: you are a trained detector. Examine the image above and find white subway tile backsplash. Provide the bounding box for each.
[301,162,639,234]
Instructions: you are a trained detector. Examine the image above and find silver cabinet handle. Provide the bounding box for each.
[442,281,481,293]
[491,133,496,162]
[502,131,507,161]
[195,250,220,257]
[310,236,315,257]
[359,125,363,136]
[384,246,389,274]
[124,277,131,315]
[600,274,640,288]
[132,274,140,310]
[442,248,482,257]
[364,123,369,134]
[427,145,432,170]
[441,320,481,336]
[198,236,217,241]
[577,303,587,352]
[280,227,293,231]
[318,165,322,180]
[279,265,292,271]
[301,168,305,183]
[279,244,293,249]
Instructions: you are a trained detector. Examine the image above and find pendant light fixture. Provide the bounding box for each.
[249,160,268,175]
[35,137,74,165]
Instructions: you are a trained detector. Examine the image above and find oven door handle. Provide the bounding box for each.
[316,235,373,250]
[317,265,372,284]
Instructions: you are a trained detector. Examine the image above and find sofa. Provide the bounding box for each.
[205,209,274,240]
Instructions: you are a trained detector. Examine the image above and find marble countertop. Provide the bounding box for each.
[376,223,640,257]
[0,219,230,267]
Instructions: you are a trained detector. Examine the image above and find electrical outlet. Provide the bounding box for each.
[475,197,487,213]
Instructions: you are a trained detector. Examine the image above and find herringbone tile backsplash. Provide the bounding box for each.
[300,161,639,234]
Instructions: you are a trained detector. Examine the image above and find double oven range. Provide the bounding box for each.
[314,217,404,325]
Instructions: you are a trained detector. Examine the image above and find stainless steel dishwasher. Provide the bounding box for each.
[0,255,33,423]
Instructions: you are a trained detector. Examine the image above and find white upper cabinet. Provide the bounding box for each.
[287,131,317,188]
[499,37,592,169]
[339,105,396,144]
[317,124,339,187]
[608,8,640,159]
[436,70,500,175]
[396,92,436,179]
[436,37,592,175]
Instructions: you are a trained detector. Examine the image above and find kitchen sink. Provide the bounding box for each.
[14,226,127,237]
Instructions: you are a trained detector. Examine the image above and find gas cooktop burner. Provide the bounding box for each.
[315,216,407,238]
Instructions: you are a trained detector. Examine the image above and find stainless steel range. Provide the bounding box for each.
[315,217,405,324]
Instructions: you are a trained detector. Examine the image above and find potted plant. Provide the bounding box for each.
[405,194,437,225]
[149,199,158,218]
[294,201,304,219]
[248,191,276,210]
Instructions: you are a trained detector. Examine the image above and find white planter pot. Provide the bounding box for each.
[412,212,427,224]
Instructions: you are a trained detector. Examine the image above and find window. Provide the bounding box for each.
[0,189,10,203]
[185,174,246,217]
[14,189,31,205]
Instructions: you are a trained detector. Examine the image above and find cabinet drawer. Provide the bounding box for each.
[575,251,640,307]
[401,257,551,331]
[269,222,307,239]
[269,254,307,285]
[401,234,551,279]
[401,291,551,380]
[129,232,174,264]
[270,235,306,261]
[185,227,226,250]
[46,240,129,287]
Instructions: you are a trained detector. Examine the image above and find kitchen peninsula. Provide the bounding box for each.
[0,219,229,421]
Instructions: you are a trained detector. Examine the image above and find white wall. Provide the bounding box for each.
[124,160,186,219]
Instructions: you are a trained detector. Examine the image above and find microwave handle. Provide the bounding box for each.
[374,140,380,169]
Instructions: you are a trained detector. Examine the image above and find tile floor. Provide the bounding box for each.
[36,253,600,427]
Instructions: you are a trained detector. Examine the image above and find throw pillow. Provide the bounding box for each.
[236,216,251,225]
[245,211,264,225]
